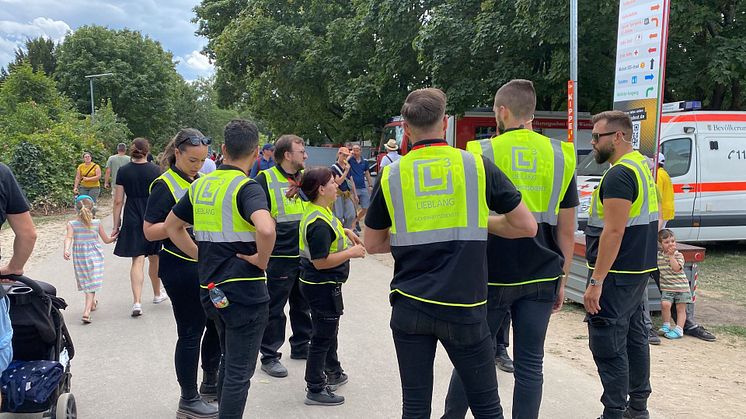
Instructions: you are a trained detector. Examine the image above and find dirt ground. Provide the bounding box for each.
[2,203,744,417]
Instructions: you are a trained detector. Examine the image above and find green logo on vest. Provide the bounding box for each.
[413,158,453,196]
[512,147,537,173]
[196,178,224,205]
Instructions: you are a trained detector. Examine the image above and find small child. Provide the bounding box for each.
[657,229,692,339]
[63,195,117,324]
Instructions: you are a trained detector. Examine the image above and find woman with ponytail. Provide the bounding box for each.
[63,195,118,324]
[144,128,220,418]
[297,167,366,406]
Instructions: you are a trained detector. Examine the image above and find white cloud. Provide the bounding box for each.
[0,17,71,68]
[184,50,213,73]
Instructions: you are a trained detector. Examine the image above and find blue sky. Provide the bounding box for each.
[0,0,213,81]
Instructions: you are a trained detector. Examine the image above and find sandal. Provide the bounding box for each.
[81,315,92,324]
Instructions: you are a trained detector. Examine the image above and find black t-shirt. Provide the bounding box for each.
[144,166,196,259]
[0,164,30,260]
[331,163,351,192]
[365,142,522,323]
[254,167,302,257]
[172,165,270,306]
[486,176,579,287]
[584,164,657,274]
[300,219,350,283]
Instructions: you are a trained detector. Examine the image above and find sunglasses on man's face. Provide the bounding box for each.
[591,131,618,142]
[178,135,212,147]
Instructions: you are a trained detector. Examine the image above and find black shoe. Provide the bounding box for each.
[290,347,309,360]
[261,359,288,378]
[176,396,218,419]
[648,329,661,346]
[326,372,348,391]
[305,386,345,406]
[623,406,650,419]
[495,346,514,373]
[684,325,717,342]
[199,382,218,403]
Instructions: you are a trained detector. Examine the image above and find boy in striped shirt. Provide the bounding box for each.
[657,229,692,339]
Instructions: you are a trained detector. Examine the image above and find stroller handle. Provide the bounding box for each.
[0,274,44,296]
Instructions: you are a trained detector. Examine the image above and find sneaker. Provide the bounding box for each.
[153,291,169,304]
[657,324,671,335]
[326,372,348,391]
[131,303,142,317]
[199,382,218,403]
[648,329,661,346]
[623,406,650,419]
[261,359,288,378]
[176,396,218,419]
[684,325,717,342]
[664,328,683,339]
[305,386,345,406]
[495,345,515,373]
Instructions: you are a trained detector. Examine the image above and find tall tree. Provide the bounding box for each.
[55,25,182,146]
[0,37,57,82]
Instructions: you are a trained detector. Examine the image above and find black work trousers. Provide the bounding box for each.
[443,281,557,419]
[210,301,268,419]
[260,258,312,362]
[300,282,344,392]
[586,271,651,419]
[391,302,502,419]
[159,251,221,400]
[495,312,510,349]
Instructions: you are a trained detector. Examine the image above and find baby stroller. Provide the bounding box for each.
[0,275,76,419]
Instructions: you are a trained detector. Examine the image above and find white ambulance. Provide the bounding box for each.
[577,101,746,242]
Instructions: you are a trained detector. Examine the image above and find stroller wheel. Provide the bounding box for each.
[53,393,77,419]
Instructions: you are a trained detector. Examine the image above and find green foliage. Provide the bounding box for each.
[0,63,116,211]
[55,25,182,147]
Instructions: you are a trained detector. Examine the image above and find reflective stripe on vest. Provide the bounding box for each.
[190,170,257,243]
[149,169,190,201]
[381,147,488,247]
[299,202,349,260]
[587,150,659,229]
[264,166,305,223]
[468,131,576,225]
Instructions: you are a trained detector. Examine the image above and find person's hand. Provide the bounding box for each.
[347,244,366,259]
[111,231,119,241]
[344,228,363,245]
[236,253,267,270]
[63,250,71,260]
[111,227,119,237]
[552,286,565,314]
[583,282,603,314]
[0,264,23,277]
[73,187,78,195]
[104,182,110,189]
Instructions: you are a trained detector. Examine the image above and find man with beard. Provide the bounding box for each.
[584,111,658,419]
[444,79,578,419]
[254,135,313,377]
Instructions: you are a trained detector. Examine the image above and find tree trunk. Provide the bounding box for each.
[730,79,742,110]
[710,84,726,110]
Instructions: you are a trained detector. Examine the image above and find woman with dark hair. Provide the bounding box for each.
[144,129,220,418]
[113,137,166,317]
[297,167,366,406]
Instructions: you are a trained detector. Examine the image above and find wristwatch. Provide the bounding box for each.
[589,278,601,286]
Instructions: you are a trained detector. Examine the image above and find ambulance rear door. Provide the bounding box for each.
[693,134,746,241]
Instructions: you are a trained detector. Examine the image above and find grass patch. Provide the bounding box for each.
[696,242,746,308]
[709,325,746,339]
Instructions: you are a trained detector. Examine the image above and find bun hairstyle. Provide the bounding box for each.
[160,128,205,170]
[75,196,95,227]
[130,137,151,160]
[289,167,333,202]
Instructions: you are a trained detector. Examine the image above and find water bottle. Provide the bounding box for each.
[208,282,229,308]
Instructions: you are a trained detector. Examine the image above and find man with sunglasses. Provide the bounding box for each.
[584,111,658,419]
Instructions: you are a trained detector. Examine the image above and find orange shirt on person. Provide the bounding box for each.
[77,162,101,188]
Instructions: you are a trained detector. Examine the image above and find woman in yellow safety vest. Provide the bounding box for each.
[295,167,365,406]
